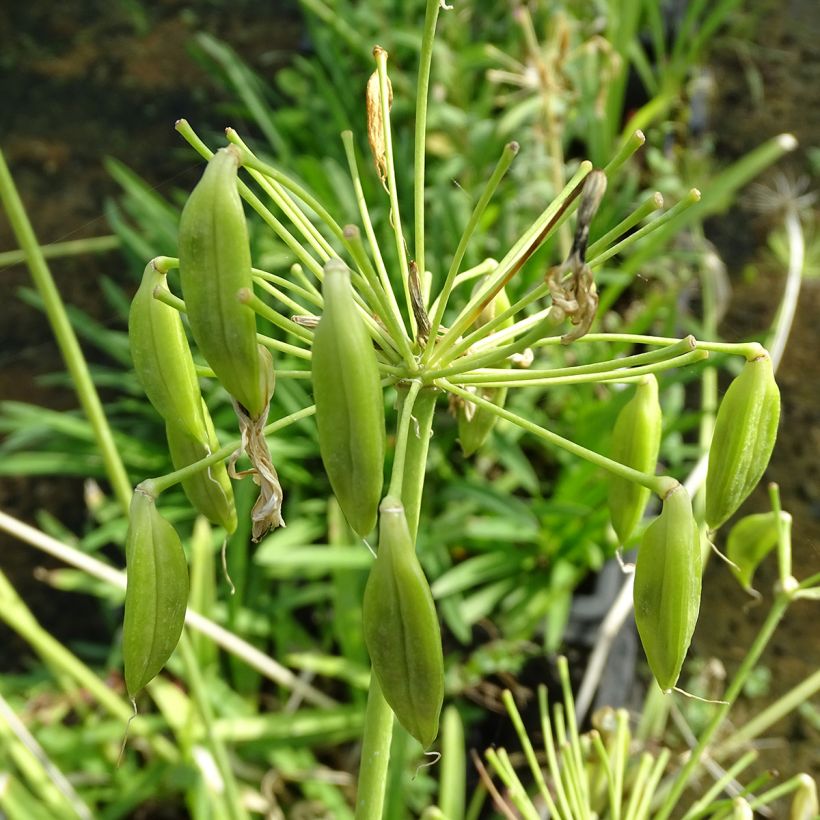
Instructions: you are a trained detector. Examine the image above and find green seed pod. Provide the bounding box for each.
[166,400,237,534]
[123,488,189,697]
[178,146,270,419]
[128,260,206,440]
[607,375,663,545]
[457,283,512,456]
[311,259,385,537]
[634,483,702,692]
[363,497,444,748]
[726,510,789,592]
[705,351,780,530]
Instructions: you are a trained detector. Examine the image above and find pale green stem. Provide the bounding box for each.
[175,120,325,280]
[229,130,342,249]
[0,235,120,267]
[177,635,248,820]
[602,130,646,178]
[434,334,698,384]
[452,348,708,389]
[654,592,794,820]
[431,161,592,364]
[501,690,561,817]
[769,204,805,370]
[537,332,762,359]
[439,379,674,496]
[539,687,574,819]
[387,380,423,499]
[374,48,415,337]
[413,0,443,288]
[447,281,551,363]
[151,285,314,360]
[586,192,663,259]
[341,131,413,363]
[768,477,793,592]
[150,405,317,494]
[681,750,759,820]
[242,291,314,342]
[356,383,437,819]
[588,188,701,269]
[745,774,813,813]
[0,509,335,708]
[254,277,317,317]
[422,142,520,362]
[517,4,570,258]
[252,268,322,308]
[343,225,416,362]
[356,677,396,820]
[0,569,177,761]
[0,693,92,819]
[717,668,820,759]
[0,148,132,514]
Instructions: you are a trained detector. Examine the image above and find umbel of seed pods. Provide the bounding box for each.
[611,346,780,692]
[123,146,287,695]
[311,259,444,746]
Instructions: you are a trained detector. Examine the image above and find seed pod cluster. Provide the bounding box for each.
[362,497,444,748]
[705,351,780,530]
[129,260,237,532]
[311,259,385,537]
[457,282,512,456]
[607,375,662,545]
[123,488,189,696]
[178,146,273,420]
[633,482,702,692]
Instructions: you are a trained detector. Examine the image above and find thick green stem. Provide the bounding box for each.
[0,149,132,514]
[413,0,443,289]
[355,384,438,819]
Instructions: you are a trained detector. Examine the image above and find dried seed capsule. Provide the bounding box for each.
[634,483,702,692]
[457,283,512,456]
[166,400,237,534]
[123,488,189,696]
[178,146,270,419]
[129,260,207,440]
[607,375,663,545]
[311,259,385,537]
[363,497,444,748]
[705,351,780,530]
[726,510,788,592]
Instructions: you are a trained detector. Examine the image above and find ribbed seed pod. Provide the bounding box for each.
[634,483,702,692]
[311,259,385,537]
[123,489,189,696]
[607,375,663,545]
[166,400,237,534]
[129,260,206,439]
[178,146,270,419]
[726,511,788,592]
[457,283,513,456]
[705,351,780,530]
[363,497,444,748]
